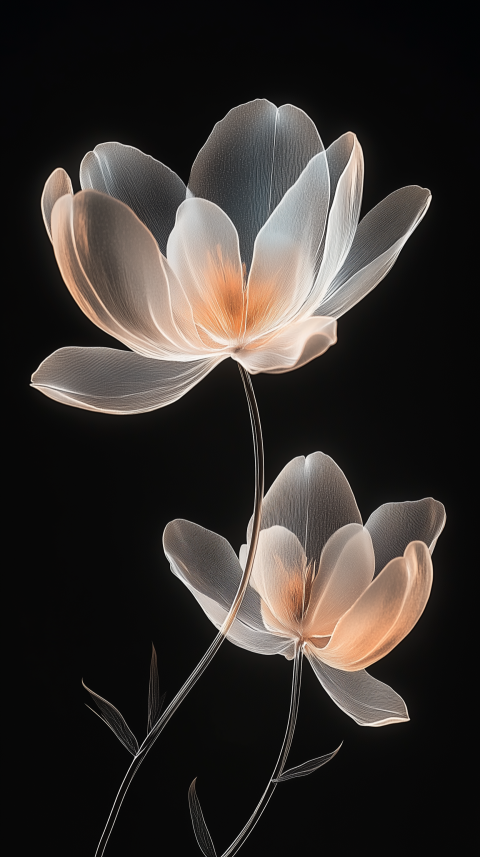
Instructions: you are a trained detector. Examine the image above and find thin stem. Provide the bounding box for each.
[221,646,303,857]
[94,364,264,856]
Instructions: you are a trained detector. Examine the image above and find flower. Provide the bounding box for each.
[32,100,430,414]
[163,453,445,726]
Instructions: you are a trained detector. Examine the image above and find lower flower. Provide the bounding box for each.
[163,452,445,726]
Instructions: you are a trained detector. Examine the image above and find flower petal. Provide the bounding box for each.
[80,142,186,256]
[186,588,295,657]
[305,650,409,726]
[247,452,362,565]
[248,526,310,637]
[315,186,431,318]
[188,99,324,270]
[305,524,375,637]
[52,190,204,358]
[166,198,244,348]
[246,152,330,334]
[234,316,337,374]
[163,519,269,634]
[320,541,433,670]
[31,347,223,414]
[41,168,73,242]
[309,133,364,307]
[365,498,446,577]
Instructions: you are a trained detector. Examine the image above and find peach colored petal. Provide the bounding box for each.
[51,191,204,359]
[249,526,309,638]
[319,541,432,670]
[166,198,245,348]
[304,524,374,637]
[41,167,73,242]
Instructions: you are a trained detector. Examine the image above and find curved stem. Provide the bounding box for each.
[94,364,264,856]
[221,647,303,857]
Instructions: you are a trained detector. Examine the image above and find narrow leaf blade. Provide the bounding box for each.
[188,778,217,857]
[82,679,139,756]
[273,742,343,782]
[147,643,165,733]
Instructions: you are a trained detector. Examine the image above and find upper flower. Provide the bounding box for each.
[32,100,430,414]
[164,452,445,726]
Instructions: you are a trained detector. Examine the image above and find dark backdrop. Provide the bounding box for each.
[11,8,464,855]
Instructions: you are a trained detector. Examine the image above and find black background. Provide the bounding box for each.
[11,7,465,855]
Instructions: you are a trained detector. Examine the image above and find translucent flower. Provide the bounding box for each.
[164,452,445,726]
[32,100,430,414]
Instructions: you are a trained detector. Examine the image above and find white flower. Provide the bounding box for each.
[32,100,430,414]
[164,452,445,726]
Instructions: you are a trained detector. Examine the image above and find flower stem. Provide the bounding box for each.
[221,646,303,857]
[94,364,264,856]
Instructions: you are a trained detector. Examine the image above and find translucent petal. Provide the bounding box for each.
[51,191,205,358]
[310,133,364,306]
[188,99,324,270]
[304,524,375,636]
[305,650,409,726]
[31,347,223,414]
[187,587,295,657]
[80,142,186,256]
[166,198,244,347]
[365,498,446,578]
[315,186,431,318]
[320,541,433,670]
[249,526,309,636]
[163,519,269,634]
[41,168,73,242]
[234,316,336,374]
[246,152,330,334]
[247,452,362,564]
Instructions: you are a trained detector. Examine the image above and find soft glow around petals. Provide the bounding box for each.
[235,316,336,374]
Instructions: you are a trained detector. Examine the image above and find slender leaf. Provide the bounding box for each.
[273,742,343,782]
[188,778,217,857]
[82,679,139,756]
[147,643,165,733]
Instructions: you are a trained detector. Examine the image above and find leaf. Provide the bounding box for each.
[188,778,217,857]
[147,643,165,733]
[82,679,139,756]
[273,742,343,782]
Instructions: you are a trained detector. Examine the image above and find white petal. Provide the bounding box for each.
[163,519,269,634]
[315,186,431,318]
[310,133,364,305]
[80,142,186,256]
[305,649,409,726]
[247,452,362,565]
[320,542,433,670]
[166,198,245,348]
[188,99,323,269]
[186,588,295,657]
[234,316,336,374]
[365,498,446,577]
[31,347,223,414]
[51,191,204,358]
[41,168,73,242]
[246,153,330,334]
[305,524,374,636]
